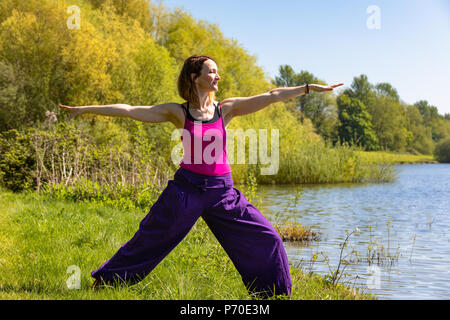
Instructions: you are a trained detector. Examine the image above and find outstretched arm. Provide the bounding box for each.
[59,103,179,123]
[221,83,343,118]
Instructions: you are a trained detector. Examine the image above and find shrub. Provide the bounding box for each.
[0,129,36,192]
[434,137,450,163]
[41,178,161,211]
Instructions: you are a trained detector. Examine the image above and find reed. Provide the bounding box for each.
[274,221,320,242]
[254,139,396,185]
[223,103,398,185]
[366,223,400,267]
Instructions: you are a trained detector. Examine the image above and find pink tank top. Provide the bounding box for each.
[179,102,232,176]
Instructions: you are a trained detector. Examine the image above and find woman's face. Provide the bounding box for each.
[194,59,221,92]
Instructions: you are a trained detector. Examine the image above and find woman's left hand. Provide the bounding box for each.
[311,83,344,92]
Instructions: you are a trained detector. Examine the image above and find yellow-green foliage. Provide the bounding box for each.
[0,0,396,192]
[433,137,450,163]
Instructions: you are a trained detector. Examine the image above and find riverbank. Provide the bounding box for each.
[0,188,373,300]
[357,151,437,165]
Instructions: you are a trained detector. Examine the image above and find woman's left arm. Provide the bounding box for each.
[221,83,343,118]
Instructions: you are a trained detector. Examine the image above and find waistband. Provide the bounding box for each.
[174,167,233,192]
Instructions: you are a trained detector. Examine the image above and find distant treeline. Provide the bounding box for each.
[0,0,448,194]
[274,67,450,154]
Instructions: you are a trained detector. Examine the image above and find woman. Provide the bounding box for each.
[60,55,343,298]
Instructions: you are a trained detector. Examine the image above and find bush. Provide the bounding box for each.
[0,129,36,192]
[434,137,450,163]
[0,120,173,194]
[41,178,162,211]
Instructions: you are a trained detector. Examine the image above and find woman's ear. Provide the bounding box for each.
[191,73,197,83]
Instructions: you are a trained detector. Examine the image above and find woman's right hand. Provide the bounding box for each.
[59,104,84,121]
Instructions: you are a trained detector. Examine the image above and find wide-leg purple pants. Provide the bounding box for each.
[91,167,292,297]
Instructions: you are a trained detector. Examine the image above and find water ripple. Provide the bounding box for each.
[259,164,450,300]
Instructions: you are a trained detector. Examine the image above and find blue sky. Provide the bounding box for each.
[162,0,450,115]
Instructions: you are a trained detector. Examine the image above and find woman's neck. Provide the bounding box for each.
[191,91,214,111]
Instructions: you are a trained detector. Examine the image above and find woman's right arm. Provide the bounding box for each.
[59,103,179,124]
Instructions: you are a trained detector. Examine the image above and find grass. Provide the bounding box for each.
[274,221,320,242]
[357,151,436,165]
[0,188,373,300]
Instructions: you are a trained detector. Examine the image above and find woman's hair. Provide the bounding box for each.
[178,55,216,105]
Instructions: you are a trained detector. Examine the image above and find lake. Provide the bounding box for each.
[257,164,450,299]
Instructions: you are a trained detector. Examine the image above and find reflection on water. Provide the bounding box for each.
[257,164,450,299]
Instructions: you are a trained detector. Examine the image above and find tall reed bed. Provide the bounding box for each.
[229,103,396,185]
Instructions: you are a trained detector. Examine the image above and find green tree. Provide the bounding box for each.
[404,105,434,154]
[0,61,27,131]
[274,65,303,87]
[434,137,450,163]
[0,1,71,129]
[0,129,36,192]
[374,82,399,101]
[346,74,376,108]
[273,65,339,141]
[369,96,408,151]
[337,94,379,151]
[414,100,447,142]
[415,100,439,123]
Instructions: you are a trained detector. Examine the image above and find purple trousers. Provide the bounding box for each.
[91,167,292,297]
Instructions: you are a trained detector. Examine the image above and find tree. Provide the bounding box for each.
[0,61,27,131]
[273,65,303,87]
[0,2,71,128]
[414,100,446,142]
[434,137,450,163]
[347,74,376,108]
[273,65,339,141]
[369,96,408,151]
[374,82,399,101]
[415,100,439,123]
[404,105,434,154]
[336,94,379,151]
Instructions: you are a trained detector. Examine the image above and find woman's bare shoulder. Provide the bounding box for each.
[166,102,186,128]
[218,99,233,127]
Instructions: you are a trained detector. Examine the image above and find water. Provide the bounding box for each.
[257,164,450,299]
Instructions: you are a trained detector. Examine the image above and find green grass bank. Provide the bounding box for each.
[0,188,373,300]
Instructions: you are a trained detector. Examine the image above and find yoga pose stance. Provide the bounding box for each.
[60,55,342,297]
